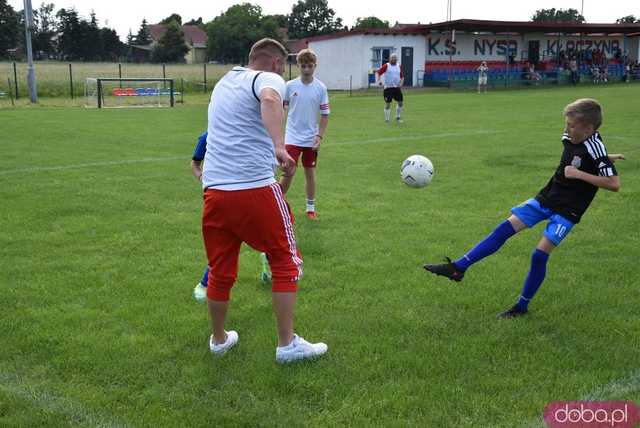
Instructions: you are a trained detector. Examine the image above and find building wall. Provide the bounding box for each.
[309,35,365,90]
[309,34,426,90]
[425,32,624,62]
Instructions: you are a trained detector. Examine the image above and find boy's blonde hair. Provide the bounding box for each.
[564,98,603,130]
[249,38,288,62]
[296,49,318,65]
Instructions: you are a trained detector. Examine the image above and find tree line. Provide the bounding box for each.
[1,0,638,64]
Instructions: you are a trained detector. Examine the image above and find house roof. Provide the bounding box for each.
[423,19,640,35]
[301,19,640,45]
[148,24,207,47]
[302,26,426,44]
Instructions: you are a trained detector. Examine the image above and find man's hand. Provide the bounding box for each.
[276,146,295,177]
[609,153,626,163]
[312,135,322,151]
[564,165,582,179]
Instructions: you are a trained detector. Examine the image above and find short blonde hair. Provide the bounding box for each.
[296,48,318,65]
[249,38,288,62]
[564,98,603,130]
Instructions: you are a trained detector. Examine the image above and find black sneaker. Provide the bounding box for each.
[497,304,528,319]
[423,257,464,282]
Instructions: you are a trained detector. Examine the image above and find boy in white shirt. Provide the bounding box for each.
[279,49,330,220]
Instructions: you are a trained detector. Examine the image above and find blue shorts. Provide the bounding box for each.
[510,199,575,246]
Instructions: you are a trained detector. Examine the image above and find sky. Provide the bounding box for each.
[9,0,640,41]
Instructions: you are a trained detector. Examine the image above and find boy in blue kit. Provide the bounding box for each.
[423,98,625,318]
[191,131,272,302]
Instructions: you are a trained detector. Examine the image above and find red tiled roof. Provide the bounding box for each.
[148,24,207,46]
[423,19,640,35]
[299,19,640,45]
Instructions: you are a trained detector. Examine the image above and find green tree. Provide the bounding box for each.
[288,0,343,38]
[134,18,151,45]
[353,16,389,30]
[531,8,585,23]
[56,7,82,59]
[151,20,189,62]
[100,27,124,61]
[616,15,639,24]
[160,13,182,26]
[0,0,19,59]
[206,3,281,63]
[268,14,288,28]
[32,2,56,57]
[84,11,103,60]
[185,17,203,26]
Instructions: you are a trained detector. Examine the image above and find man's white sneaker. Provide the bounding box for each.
[193,282,207,303]
[276,334,328,364]
[209,331,238,356]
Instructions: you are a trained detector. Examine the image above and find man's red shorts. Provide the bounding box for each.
[286,145,318,168]
[202,183,303,301]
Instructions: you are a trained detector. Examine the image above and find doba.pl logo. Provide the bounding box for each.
[544,401,640,427]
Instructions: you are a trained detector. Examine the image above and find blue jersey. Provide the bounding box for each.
[192,131,207,161]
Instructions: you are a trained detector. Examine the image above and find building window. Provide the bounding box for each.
[371,47,394,69]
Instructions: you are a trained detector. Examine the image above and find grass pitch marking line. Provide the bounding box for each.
[520,368,640,428]
[0,371,131,428]
[0,156,184,176]
[332,129,504,146]
[582,368,640,400]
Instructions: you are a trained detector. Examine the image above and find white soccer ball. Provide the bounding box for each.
[401,155,434,188]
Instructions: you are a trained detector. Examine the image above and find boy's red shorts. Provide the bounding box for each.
[202,182,303,301]
[286,145,318,168]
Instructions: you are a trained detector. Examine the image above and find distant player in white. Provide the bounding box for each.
[279,48,330,220]
[477,60,489,93]
[376,53,404,123]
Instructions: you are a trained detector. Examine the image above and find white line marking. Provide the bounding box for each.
[520,368,640,428]
[582,369,640,400]
[0,370,131,427]
[0,156,183,176]
[332,130,504,146]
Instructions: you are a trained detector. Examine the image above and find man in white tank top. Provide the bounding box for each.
[376,53,405,123]
[202,38,328,363]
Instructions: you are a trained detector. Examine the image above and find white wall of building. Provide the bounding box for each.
[309,34,426,90]
[308,35,365,90]
[425,32,624,62]
[307,30,629,89]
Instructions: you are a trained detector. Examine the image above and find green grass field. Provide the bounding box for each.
[1,84,639,427]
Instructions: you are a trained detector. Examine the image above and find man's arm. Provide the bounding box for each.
[260,88,294,176]
[191,160,203,181]
[376,64,387,85]
[313,115,329,151]
[564,166,621,192]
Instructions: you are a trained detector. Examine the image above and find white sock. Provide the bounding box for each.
[396,106,403,119]
[306,199,315,212]
[384,108,390,121]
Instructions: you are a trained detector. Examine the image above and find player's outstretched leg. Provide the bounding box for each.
[384,102,391,122]
[193,267,208,303]
[423,217,524,281]
[498,238,554,319]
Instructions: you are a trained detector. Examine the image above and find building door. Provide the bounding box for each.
[401,47,413,86]
[528,40,540,65]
